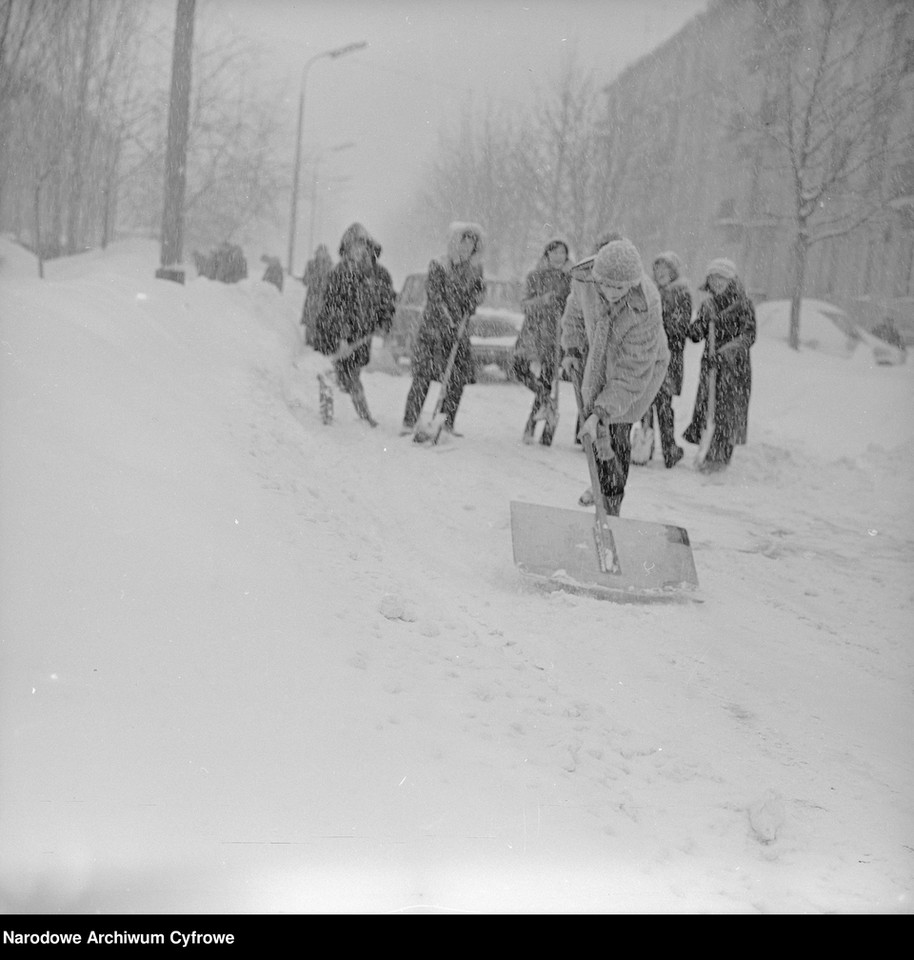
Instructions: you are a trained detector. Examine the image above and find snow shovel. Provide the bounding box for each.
[413,313,470,445]
[509,377,699,600]
[695,319,716,468]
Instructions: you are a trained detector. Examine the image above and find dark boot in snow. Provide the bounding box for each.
[665,445,684,468]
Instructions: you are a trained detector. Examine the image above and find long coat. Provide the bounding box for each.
[411,231,485,383]
[561,257,669,425]
[301,246,333,341]
[684,278,756,447]
[652,251,692,396]
[515,243,571,366]
[314,225,396,369]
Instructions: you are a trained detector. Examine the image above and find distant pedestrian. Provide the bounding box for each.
[682,257,756,472]
[213,242,247,283]
[300,244,333,347]
[260,254,284,292]
[514,238,572,445]
[560,237,669,516]
[313,223,396,427]
[632,251,693,468]
[401,221,486,438]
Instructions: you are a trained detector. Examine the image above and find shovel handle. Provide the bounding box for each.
[330,331,373,362]
[426,313,471,424]
[696,320,716,467]
[572,378,620,573]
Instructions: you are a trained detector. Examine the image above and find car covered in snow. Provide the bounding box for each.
[385,273,525,379]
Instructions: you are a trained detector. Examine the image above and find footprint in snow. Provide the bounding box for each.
[378,593,418,622]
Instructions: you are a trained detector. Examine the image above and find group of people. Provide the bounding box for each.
[298,220,756,518]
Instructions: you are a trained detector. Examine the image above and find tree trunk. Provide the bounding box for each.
[34,184,44,280]
[101,139,120,250]
[66,0,96,256]
[787,227,808,350]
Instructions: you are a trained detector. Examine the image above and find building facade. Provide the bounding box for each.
[596,0,914,328]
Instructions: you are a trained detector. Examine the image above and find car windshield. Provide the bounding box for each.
[484,280,522,311]
[399,275,426,305]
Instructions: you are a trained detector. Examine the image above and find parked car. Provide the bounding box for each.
[385,273,525,379]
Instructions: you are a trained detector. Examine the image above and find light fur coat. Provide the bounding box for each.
[560,255,669,424]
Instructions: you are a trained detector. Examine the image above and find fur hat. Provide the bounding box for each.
[653,251,683,281]
[447,221,485,260]
[592,238,643,286]
[705,257,737,281]
[338,222,377,258]
[543,237,569,258]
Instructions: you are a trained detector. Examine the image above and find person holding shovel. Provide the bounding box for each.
[313,222,396,427]
[682,257,756,473]
[560,237,669,516]
[401,222,485,438]
[631,251,693,468]
[514,238,572,446]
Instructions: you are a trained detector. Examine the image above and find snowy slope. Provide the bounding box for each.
[1,238,911,914]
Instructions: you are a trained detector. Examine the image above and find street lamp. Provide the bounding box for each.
[286,41,367,275]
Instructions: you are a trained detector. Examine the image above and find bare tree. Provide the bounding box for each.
[745,0,914,348]
[181,48,286,248]
[514,59,608,259]
[404,56,622,277]
[1,0,289,270]
[415,101,526,276]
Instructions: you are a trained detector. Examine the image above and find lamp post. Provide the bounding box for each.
[308,141,356,253]
[286,41,367,275]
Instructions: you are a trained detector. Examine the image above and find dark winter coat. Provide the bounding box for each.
[684,276,756,447]
[261,255,283,292]
[514,239,572,366]
[411,222,486,383]
[313,224,396,368]
[652,252,692,396]
[872,318,905,350]
[301,245,333,339]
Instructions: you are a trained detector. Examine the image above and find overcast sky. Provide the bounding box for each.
[197,0,710,279]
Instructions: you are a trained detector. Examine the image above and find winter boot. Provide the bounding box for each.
[665,445,684,468]
[578,486,595,507]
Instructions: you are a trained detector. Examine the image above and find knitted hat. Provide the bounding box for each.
[705,257,737,281]
[592,229,623,254]
[592,239,643,286]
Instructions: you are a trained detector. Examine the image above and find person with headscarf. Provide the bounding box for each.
[682,257,756,472]
[300,244,334,347]
[633,251,693,468]
[514,238,572,445]
[261,254,284,292]
[401,221,485,437]
[313,223,396,427]
[560,237,669,516]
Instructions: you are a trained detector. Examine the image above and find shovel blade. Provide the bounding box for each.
[413,411,446,445]
[510,500,699,599]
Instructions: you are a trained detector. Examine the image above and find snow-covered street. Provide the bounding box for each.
[1,238,911,913]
